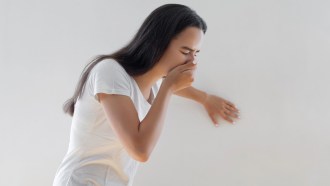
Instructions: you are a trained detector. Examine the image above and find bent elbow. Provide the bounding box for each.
[137,154,149,163]
[132,137,151,162]
[135,148,150,162]
[133,145,150,163]
[131,151,149,163]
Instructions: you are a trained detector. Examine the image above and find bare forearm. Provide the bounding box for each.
[174,86,207,104]
[137,82,173,159]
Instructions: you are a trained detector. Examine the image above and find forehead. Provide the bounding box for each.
[171,27,204,49]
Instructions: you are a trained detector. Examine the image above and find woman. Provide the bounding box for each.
[53,3,240,186]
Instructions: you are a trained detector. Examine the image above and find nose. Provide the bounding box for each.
[187,53,196,63]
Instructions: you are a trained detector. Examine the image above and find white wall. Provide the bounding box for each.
[1,0,329,185]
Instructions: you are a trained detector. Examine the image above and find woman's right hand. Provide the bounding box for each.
[163,61,197,93]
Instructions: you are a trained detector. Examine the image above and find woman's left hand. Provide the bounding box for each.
[202,93,240,126]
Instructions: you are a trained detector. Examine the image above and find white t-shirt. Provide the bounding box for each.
[53,59,161,186]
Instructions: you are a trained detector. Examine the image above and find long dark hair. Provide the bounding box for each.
[63,4,207,117]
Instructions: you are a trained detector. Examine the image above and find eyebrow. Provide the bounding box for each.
[181,46,200,53]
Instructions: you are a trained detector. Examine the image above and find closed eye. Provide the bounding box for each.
[181,51,197,56]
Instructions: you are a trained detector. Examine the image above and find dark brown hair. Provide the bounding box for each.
[63,4,207,116]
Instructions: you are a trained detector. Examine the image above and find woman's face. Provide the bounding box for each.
[158,26,204,76]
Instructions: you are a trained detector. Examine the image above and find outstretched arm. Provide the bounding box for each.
[174,86,240,126]
[173,86,208,104]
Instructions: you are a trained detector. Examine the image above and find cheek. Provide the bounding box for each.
[164,54,185,73]
[167,51,187,65]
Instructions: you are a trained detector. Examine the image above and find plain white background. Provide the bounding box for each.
[1,0,329,185]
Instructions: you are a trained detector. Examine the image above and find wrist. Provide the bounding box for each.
[199,91,209,105]
[160,80,174,95]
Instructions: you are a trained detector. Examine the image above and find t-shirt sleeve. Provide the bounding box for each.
[91,60,131,103]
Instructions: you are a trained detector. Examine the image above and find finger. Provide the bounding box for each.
[224,107,239,119]
[168,61,194,72]
[221,110,234,124]
[224,104,234,112]
[181,67,196,74]
[208,113,218,126]
[225,105,240,118]
[226,102,239,113]
[182,62,196,69]
[225,100,236,108]
[179,61,196,70]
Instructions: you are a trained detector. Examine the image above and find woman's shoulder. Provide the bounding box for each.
[95,58,123,70]
[93,58,129,76]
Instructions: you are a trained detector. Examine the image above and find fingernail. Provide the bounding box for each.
[193,61,197,64]
[215,124,219,127]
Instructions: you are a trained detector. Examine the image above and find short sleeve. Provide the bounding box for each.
[91,60,131,102]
